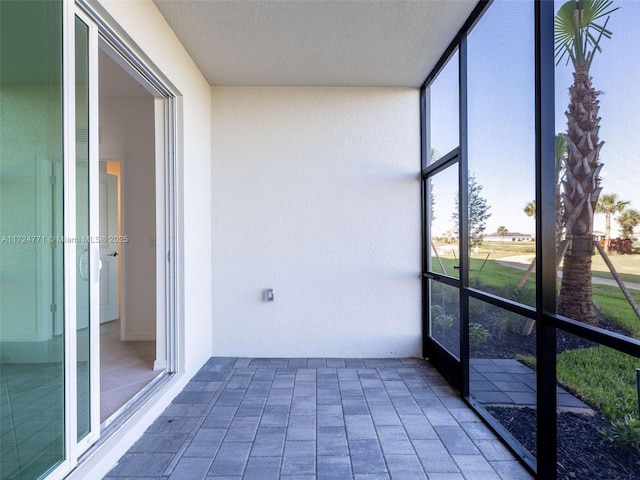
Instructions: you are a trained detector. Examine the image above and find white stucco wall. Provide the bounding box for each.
[211,87,422,358]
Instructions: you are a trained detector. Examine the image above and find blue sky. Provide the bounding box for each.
[429,0,639,238]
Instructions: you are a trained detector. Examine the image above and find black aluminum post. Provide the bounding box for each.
[636,369,640,419]
[535,0,558,479]
[459,32,470,399]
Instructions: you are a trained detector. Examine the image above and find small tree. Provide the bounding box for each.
[497,226,509,240]
[596,194,630,252]
[524,200,536,219]
[617,209,640,239]
[452,173,491,249]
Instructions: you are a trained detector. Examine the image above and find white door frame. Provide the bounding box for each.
[76,6,102,456]
[95,39,174,366]
[48,4,101,479]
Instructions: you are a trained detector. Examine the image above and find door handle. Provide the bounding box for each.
[108,251,118,257]
[78,248,89,281]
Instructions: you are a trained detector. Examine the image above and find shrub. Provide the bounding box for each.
[469,322,491,347]
[514,287,536,307]
[431,305,455,335]
[600,408,640,452]
[431,283,458,305]
[489,311,525,339]
[607,237,634,254]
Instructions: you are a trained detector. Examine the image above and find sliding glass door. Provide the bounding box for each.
[75,11,100,449]
[1,4,99,478]
[0,2,66,478]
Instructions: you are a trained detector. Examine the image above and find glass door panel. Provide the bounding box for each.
[0,1,65,478]
[468,298,537,462]
[425,162,461,361]
[75,14,91,443]
[427,50,460,164]
[429,280,460,358]
[428,165,460,279]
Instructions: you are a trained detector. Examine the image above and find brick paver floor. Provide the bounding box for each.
[104,357,533,480]
[470,358,591,410]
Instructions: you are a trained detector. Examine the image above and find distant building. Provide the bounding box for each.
[485,232,534,242]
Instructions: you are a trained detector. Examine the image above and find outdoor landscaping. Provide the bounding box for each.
[431,239,640,478]
[425,0,640,475]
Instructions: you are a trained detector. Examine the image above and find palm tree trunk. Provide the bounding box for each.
[555,183,564,251]
[558,241,597,324]
[557,65,602,326]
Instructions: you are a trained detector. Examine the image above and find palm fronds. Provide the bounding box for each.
[554,0,618,69]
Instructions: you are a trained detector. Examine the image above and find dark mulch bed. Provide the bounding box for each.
[471,309,640,478]
[487,406,640,480]
[433,292,640,477]
[470,311,630,359]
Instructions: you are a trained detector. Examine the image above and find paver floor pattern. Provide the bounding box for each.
[470,358,591,410]
[105,357,533,480]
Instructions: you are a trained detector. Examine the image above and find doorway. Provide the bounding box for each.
[97,47,163,423]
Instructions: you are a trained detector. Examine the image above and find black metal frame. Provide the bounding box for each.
[421,0,640,479]
[421,0,543,473]
[535,0,558,476]
[422,152,462,390]
[421,40,464,388]
[458,29,471,400]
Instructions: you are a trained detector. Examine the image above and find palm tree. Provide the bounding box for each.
[617,209,640,239]
[595,193,630,252]
[555,0,618,325]
[497,226,508,240]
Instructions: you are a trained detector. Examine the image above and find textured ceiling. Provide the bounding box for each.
[153,0,477,87]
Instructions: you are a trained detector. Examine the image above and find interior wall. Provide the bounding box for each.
[211,87,422,357]
[100,98,156,341]
[0,86,63,350]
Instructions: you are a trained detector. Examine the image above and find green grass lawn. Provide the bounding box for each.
[432,242,640,424]
[479,241,536,255]
[558,347,640,416]
[520,346,640,417]
[593,284,640,337]
[591,254,640,284]
[430,252,640,336]
[430,253,535,289]
[434,241,640,283]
